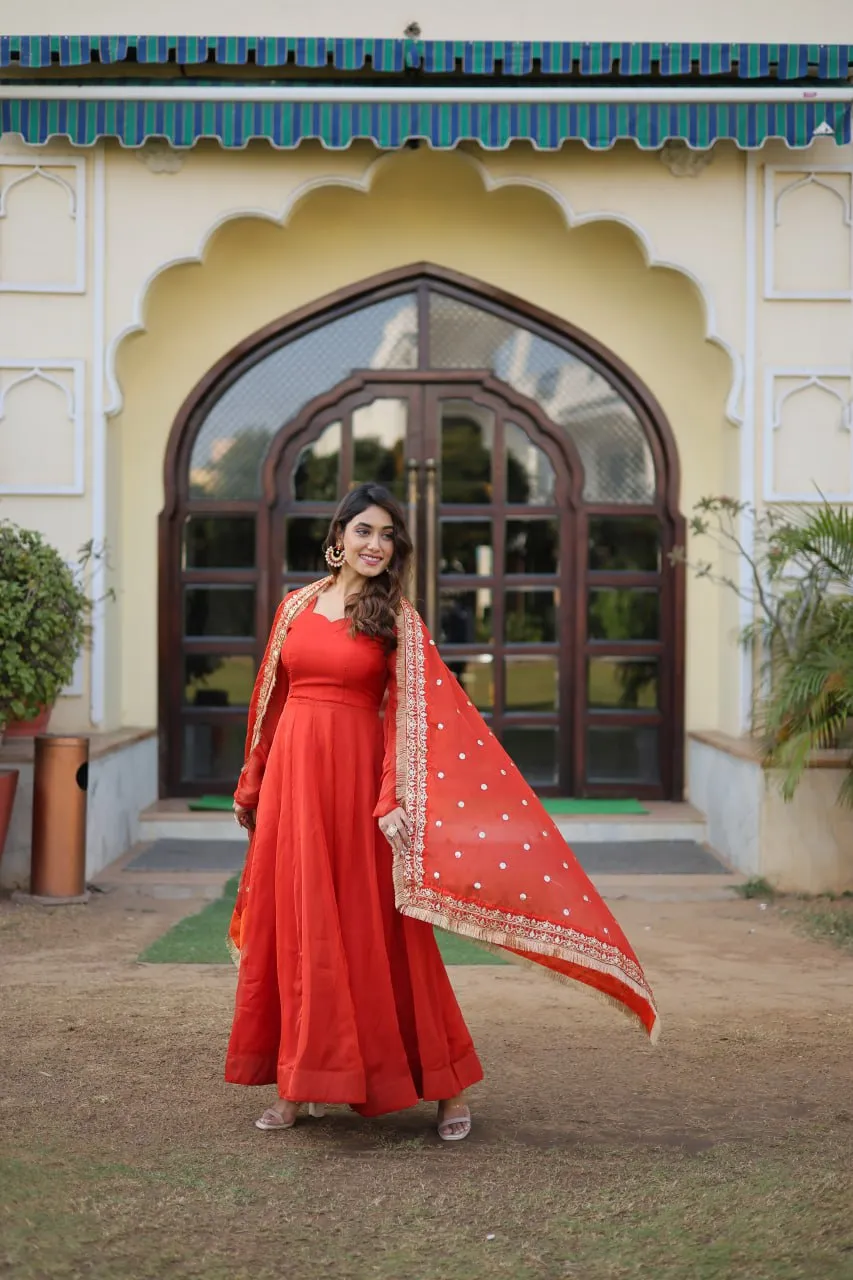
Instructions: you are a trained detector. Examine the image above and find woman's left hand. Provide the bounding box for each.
[378,806,412,851]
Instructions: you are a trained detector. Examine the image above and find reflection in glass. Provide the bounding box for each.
[440,521,493,576]
[505,520,559,575]
[183,516,255,570]
[184,587,255,639]
[353,399,407,497]
[189,427,274,501]
[504,590,558,643]
[183,655,255,708]
[440,401,494,504]
[293,421,341,501]
[505,656,559,712]
[182,723,246,782]
[588,517,660,572]
[588,589,659,641]
[587,658,658,710]
[445,655,494,712]
[506,422,556,505]
[586,726,660,785]
[285,517,330,574]
[190,294,418,498]
[429,292,655,503]
[501,727,558,786]
[439,590,493,646]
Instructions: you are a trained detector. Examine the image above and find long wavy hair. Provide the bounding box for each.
[323,483,413,651]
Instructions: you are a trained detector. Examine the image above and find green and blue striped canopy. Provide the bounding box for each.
[2,38,850,149]
[1,37,852,78]
[1,97,848,150]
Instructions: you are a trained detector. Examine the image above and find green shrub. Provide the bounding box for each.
[675,498,853,808]
[0,522,92,730]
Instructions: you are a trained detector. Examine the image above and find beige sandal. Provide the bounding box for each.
[437,1104,472,1143]
[254,1102,326,1131]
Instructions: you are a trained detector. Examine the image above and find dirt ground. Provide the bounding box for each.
[1,883,852,1280]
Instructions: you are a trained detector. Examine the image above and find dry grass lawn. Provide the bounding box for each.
[1,884,852,1280]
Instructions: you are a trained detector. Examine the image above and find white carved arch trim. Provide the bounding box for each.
[0,155,87,294]
[0,359,86,495]
[0,365,76,421]
[763,366,853,503]
[105,149,744,426]
[764,164,853,301]
[773,173,852,227]
[0,164,78,219]
[771,375,853,434]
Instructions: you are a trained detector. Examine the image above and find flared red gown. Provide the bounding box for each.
[225,603,484,1116]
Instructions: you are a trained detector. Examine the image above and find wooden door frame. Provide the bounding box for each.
[160,264,686,799]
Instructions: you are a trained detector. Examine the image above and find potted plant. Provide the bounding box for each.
[674,497,853,806]
[0,522,94,865]
[0,522,92,742]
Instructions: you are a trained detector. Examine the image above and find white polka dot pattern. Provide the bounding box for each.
[387,595,659,1043]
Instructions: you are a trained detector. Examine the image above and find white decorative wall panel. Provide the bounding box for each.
[0,156,86,293]
[765,166,853,300]
[0,360,85,494]
[764,367,853,502]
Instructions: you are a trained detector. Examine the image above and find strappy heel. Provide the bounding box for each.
[437,1104,472,1142]
[254,1102,326,1130]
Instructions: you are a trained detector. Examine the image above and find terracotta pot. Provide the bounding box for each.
[0,768,19,864]
[5,706,52,738]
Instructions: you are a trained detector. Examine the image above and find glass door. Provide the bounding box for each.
[418,386,575,793]
[173,375,669,799]
[272,383,423,598]
[270,379,577,795]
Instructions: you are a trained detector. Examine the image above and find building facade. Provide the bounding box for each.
[1,3,852,888]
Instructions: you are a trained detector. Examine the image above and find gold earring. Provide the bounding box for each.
[324,544,345,569]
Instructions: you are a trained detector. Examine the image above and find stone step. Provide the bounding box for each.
[139,800,710,847]
[553,804,708,845]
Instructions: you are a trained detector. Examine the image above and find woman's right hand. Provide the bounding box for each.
[378,806,412,852]
[233,803,256,832]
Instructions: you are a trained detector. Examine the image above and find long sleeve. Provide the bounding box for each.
[233,600,290,810]
[373,646,400,819]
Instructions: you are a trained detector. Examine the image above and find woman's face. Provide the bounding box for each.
[340,505,396,579]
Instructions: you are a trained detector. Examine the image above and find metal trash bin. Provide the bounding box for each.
[30,735,89,900]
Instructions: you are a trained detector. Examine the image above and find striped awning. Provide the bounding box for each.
[1,38,852,78]
[2,97,848,150]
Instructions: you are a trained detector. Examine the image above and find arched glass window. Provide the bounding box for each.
[164,270,682,803]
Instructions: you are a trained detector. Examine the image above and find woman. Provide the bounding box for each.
[225,483,659,1142]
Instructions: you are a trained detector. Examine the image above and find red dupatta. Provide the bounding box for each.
[228,578,660,1043]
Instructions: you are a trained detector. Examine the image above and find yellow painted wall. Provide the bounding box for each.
[116,146,734,737]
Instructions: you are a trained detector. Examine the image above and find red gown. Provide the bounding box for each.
[224,600,484,1116]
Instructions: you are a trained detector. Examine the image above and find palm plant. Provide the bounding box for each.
[674,498,853,807]
[757,505,853,805]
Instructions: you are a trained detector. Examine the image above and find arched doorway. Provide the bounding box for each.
[160,266,685,800]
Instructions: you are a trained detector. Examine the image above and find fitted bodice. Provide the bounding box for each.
[281,604,391,711]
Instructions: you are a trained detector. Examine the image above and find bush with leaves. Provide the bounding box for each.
[674,497,853,807]
[0,521,92,731]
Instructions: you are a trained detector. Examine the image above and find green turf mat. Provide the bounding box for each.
[187,794,647,817]
[540,797,648,815]
[187,795,233,812]
[139,875,506,966]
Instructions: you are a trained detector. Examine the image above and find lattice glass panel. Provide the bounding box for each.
[429,293,655,504]
[505,421,555,505]
[189,294,418,499]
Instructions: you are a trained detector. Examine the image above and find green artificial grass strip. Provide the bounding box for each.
[140,875,506,966]
[139,876,240,964]
[540,797,648,815]
[186,795,234,812]
[434,928,508,966]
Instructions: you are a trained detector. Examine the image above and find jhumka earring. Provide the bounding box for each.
[324,543,346,569]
